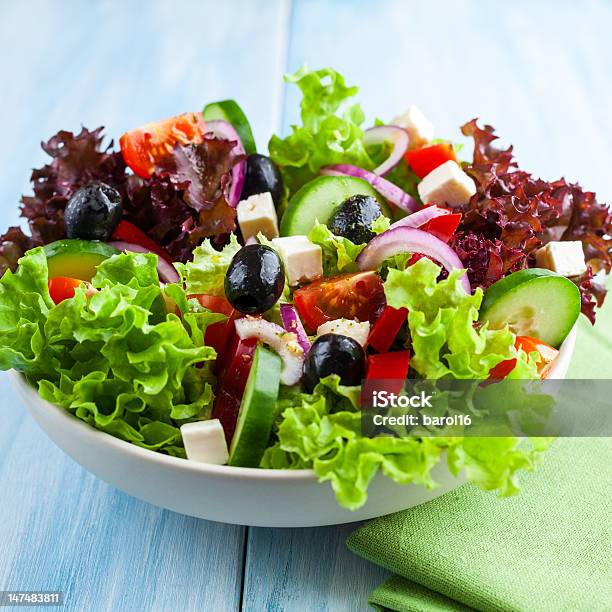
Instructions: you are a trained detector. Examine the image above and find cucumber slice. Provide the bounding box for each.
[480,268,581,348]
[228,344,281,467]
[203,100,256,155]
[280,175,391,236]
[44,239,119,281]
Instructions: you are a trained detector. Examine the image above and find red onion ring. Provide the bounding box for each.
[280,303,311,354]
[363,125,409,175]
[205,119,246,208]
[390,206,450,230]
[321,164,418,213]
[356,226,471,293]
[108,241,180,284]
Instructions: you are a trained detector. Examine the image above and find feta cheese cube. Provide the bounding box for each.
[391,105,434,149]
[534,241,586,277]
[417,160,476,207]
[271,236,323,286]
[237,192,279,241]
[317,318,370,347]
[181,419,229,465]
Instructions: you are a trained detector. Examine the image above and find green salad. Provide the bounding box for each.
[0,67,609,510]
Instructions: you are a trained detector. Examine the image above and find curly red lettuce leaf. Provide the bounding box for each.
[0,128,241,268]
[455,119,611,321]
[122,137,239,262]
[0,127,127,273]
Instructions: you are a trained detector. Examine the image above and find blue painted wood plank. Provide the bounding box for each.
[243,1,612,610]
[242,524,388,611]
[0,1,288,610]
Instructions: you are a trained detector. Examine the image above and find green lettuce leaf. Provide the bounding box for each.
[384,258,539,379]
[174,234,241,297]
[307,221,365,274]
[0,249,218,455]
[268,67,374,196]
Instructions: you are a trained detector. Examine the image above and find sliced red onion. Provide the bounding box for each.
[108,241,180,284]
[234,317,305,385]
[205,119,246,208]
[390,206,450,230]
[280,304,311,354]
[321,164,418,213]
[363,125,409,175]
[356,227,471,294]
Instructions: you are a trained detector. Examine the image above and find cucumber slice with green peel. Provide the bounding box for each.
[280,175,391,236]
[228,345,281,467]
[480,268,581,348]
[203,100,257,155]
[44,239,119,281]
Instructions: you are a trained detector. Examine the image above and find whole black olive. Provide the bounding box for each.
[328,194,383,245]
[302,334,366,393]
[64,182,123,241]
[224,244,285,314]
[240,154,284,207]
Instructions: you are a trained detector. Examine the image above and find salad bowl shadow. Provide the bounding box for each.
[9,327,576,528]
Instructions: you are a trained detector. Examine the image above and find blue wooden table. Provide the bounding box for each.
[1,1,611,610]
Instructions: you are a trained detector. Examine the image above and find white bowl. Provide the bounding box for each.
[8,327,576,527]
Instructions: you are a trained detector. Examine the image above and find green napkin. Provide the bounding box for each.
[348,296,612,612]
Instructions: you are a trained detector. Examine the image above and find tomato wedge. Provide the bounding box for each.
[293,272,386,332]
[488,336,560,379]
[367,306,408,353]
[405,143,456,179]
[192,294,237,366]
[111,220,173,264]
[48,277,82,304]
[119,112,206,178]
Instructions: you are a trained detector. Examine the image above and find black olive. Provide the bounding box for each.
[328,194,383,244]
[224,244,285,314]
[241,154,284,207]
[64,182,123,241]
[302,334,366,393]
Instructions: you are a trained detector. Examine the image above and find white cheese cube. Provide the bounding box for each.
[317,318,370,347]
[237,192,279,241]
[417,160,476,207]
[271,236,323,286]
[181,419,229,465]
[534,241,586,277]
[391,105,434,149]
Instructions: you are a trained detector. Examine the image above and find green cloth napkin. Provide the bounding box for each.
[348,296,612,612]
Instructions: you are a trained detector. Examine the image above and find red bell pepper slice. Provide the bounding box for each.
[405,143,456,179]
[212,336,258,443]
[423,212,461,243]
[367,306,408,353]
[111,220,173,264]
[191,294,237,369]
[366,351,411,396]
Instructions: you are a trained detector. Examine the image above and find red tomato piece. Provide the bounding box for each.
[48,277,82,304]
[293,272,386,333]
[119,112,206,178]
[367,306,408,353]
[405,143,456,179]
[488,336,560,380]
[366,351,411,396]
[111,220,173,264]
